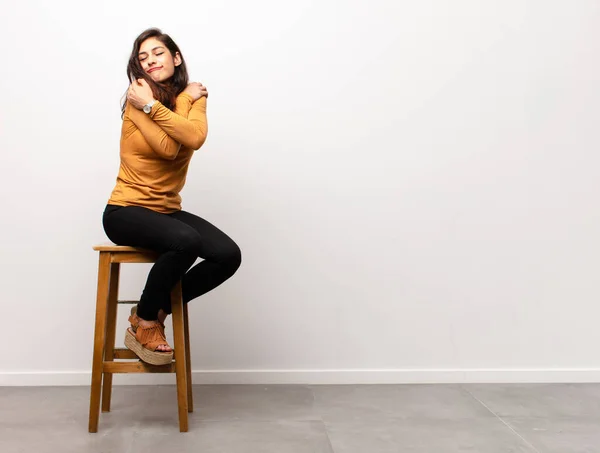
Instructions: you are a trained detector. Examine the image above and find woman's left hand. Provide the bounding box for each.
[127,78,155,110]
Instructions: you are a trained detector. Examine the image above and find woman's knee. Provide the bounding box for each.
[220,242,242,274]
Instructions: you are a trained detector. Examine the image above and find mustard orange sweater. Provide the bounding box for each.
[108,93,208,213]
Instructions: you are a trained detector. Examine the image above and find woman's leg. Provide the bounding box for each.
[160,210,242,314]
[102,205,202,322]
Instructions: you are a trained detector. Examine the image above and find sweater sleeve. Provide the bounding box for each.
[173,93,195,117]
[124,93,196,160]
[147,96,208,150]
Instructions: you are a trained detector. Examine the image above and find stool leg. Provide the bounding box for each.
[183,303,193,412]
[89,252,111,433]
[102,263,120,412]
[171,281,189,432]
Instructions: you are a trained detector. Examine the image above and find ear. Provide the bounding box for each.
[174,52,182,67]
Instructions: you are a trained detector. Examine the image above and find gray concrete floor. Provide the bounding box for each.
[1,383,600,452]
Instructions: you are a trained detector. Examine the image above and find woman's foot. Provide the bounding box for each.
[130,307,170,352]
[137,318,172,352]
[125,307,173,365]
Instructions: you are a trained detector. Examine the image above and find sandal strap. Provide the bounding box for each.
[129,306,165,334]
[135,323,170,352]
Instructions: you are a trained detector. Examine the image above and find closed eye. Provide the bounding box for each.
[140,52,164,62]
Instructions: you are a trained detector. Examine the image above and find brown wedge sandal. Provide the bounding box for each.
[125,307,173,366]
[130,306,166,335]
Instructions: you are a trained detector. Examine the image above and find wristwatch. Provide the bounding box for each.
[143,100,157,114]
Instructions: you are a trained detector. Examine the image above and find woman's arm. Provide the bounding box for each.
[146,96,208,150]
[125,93,196,160]
[173,92,195,118]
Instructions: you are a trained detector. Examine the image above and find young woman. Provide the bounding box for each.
[102,28,241,365]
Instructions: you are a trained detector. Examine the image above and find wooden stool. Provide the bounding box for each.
[88,244,193,433]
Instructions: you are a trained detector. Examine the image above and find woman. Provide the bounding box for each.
[103,28,242,366]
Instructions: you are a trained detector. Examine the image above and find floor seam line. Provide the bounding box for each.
[463,387,541,453]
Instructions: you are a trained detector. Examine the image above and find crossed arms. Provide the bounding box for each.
[124,93,208,160]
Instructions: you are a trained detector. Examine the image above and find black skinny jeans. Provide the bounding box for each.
[102,204,242,320]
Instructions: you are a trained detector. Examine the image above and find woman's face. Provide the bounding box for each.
[138,37,181,82]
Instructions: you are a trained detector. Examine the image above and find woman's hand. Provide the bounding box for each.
[182,82,208,101]
[127,78,155,110]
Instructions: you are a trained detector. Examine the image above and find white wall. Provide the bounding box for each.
[2,0,600,385]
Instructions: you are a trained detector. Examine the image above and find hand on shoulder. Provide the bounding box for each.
[182,82,208,102]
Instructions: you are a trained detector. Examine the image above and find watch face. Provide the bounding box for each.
[143,105,151,113]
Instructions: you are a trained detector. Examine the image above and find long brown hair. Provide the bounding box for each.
[121,27,189,118]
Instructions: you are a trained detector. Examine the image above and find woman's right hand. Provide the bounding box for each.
[183,82,208,101]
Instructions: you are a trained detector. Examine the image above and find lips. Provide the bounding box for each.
[148,67,162,73]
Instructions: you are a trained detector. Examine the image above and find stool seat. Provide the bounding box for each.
[88,243,193,433]
[92,243,160,264]
[92,243,149,252]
